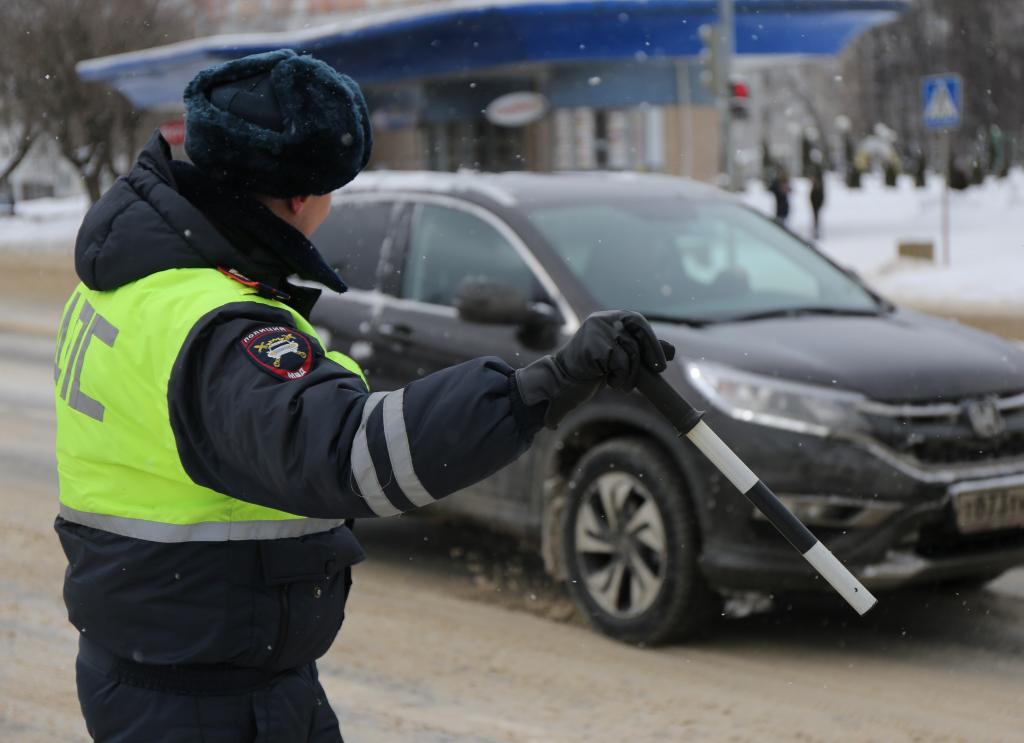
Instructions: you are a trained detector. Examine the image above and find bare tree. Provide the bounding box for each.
[2,0,195,202]
[778,69,836,171]
[841,0,1024,166]
[0,3,47,189]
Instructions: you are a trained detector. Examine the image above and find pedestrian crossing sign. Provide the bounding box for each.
[922,74,963,130]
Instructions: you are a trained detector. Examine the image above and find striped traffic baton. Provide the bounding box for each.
[636,370,878,615]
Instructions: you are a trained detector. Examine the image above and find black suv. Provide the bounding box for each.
[309,171,1024,644]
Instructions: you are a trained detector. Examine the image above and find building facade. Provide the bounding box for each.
[366,56,720,180]
[79,1,908,184]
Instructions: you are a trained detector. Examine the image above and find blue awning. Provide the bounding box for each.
[79,0,907,109]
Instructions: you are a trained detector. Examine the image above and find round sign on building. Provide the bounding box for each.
[485,92,548,128]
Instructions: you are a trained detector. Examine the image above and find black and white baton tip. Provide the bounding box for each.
[685,421,878,616]
[635,371,878,616]
[802,542,878,615]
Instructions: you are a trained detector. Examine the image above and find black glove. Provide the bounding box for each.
[515,311,675,428]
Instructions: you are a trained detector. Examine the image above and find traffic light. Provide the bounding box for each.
[698,23,720,95]
[729,78,750,120]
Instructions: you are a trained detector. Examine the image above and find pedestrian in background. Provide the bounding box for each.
[769,166,791,225]
[810,160,826,239]
[53,49,672,742]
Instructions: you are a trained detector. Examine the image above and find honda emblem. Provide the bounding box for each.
[963,398,1005,439]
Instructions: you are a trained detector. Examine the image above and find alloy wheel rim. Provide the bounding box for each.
[574,471,668,619]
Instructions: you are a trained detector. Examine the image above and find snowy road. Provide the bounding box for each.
[2,319,1024,742]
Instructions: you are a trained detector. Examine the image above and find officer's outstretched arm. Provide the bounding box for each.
[169,308,546,519]
[171,308,669,520]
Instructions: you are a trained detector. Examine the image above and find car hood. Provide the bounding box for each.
[656,309,1024,403]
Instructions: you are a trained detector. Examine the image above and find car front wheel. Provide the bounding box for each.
[562,437,716,645]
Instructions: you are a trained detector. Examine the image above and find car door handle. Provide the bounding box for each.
[378,322,413,341]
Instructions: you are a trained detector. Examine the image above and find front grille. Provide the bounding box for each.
[862,391,1024,468]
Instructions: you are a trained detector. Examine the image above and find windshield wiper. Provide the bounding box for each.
[639,313,711,327]
[708,306,887,324]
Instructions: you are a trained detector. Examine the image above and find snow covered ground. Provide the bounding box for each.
[742,170,1024,311]
[1,170,1022,312]
[0,194,89,253]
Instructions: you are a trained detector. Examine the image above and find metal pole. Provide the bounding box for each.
[676,59,694,178]
[717,0,735,189]
[943,132,952,265]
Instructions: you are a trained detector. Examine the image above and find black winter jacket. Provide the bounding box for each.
[56,133,545,672]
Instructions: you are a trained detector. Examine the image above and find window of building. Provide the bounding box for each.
[425,120,527,172]
[553,106,664,172]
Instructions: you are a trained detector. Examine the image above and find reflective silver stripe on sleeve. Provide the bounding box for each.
[381,388,436,508]
[350,391,402,517]
[59,504,344,543]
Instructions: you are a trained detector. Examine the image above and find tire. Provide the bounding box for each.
[562,437,717,645]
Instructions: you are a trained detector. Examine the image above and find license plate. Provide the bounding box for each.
[953,486,1024,534]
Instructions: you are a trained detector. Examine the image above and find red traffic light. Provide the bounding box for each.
[730,80,749,99]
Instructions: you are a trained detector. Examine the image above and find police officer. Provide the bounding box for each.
[54,50,672,742]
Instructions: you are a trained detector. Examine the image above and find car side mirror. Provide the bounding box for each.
[454,277,531,324]
[455,277,561,349]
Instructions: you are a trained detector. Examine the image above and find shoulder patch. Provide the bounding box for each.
[240,325,315,380]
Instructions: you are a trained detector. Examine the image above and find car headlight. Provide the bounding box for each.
[685,361,868,437]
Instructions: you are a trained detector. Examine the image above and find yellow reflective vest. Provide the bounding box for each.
[54,268,365,542]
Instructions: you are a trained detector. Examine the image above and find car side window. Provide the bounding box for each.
[401,203,541,307]
[314,200,394,291]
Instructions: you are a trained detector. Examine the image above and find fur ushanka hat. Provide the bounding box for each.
[183,49,372,197]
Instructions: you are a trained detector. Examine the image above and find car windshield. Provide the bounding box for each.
[526,199,881,323]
